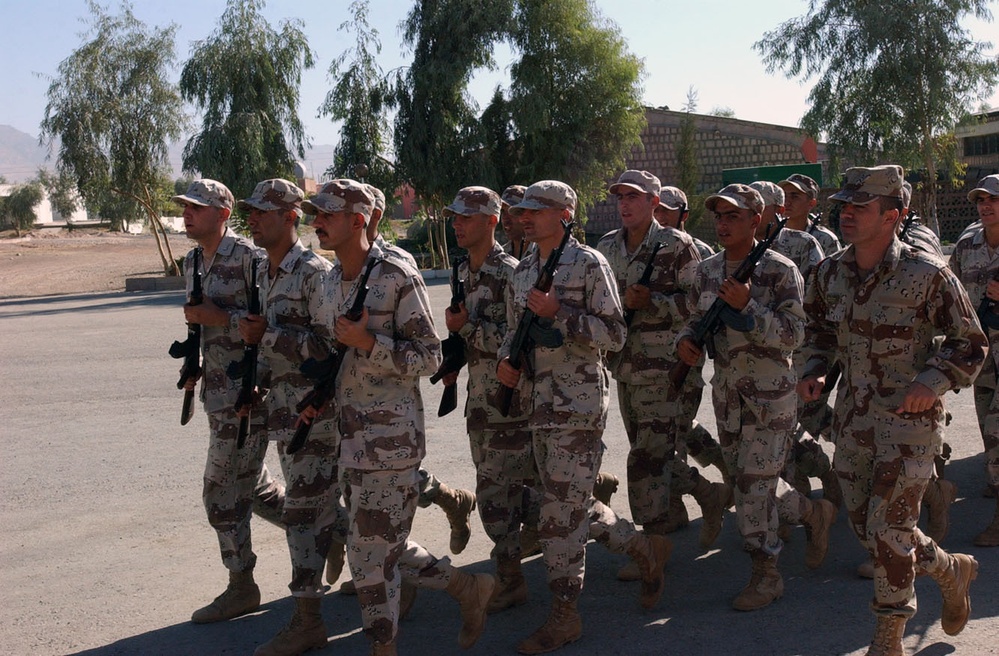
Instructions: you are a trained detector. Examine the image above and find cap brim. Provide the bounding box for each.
[508,199,550,216]
[778,180,813,198]
[705,193,748,212]
[829,189,879,205]
[609,182,653,196]
[969,188,996,203]
[301,200,321,215]
[237,199,282,211]
[659,200,683,210]
[172,194,210,207]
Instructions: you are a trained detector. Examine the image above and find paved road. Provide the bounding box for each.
[1,284,997,656]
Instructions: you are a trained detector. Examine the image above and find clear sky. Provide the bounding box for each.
[2,0,997,176]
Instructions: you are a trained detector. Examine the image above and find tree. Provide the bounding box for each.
[0,182,44,236]
[477,88,520,192]
[507,0,646,224]
[755,0,999,232]
[39,1,185,275]
[675,87,704,226]
[179,0,315,200]
[709,106,735,118]
[36,168,80,220]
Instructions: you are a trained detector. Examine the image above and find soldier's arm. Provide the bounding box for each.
[645,241,700,326]
[742,260,806,351]
[800,264,840,380]
[917,267,988,394]
[366,271,442,377]
[554,256,626,352]
[462,262,513,356]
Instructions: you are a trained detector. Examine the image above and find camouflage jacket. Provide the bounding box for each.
[503,239,531,261]
[498,237,626,431]
[456,242,523,429]
[597,221,700,385]
[375,234,419,269]
[806,220,841,255]
[901,220,944,260]
[257,240,335,442]
[802,237,987,446]
[319,240,442,471]
[692,237,715,261]
[678,248,805,401]
[771,228,824,284]
[948,227,999,385]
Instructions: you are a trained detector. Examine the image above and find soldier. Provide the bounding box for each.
[948,173,999,547]
[778,173,841,256]
[798,165,985,655]
[497,180,669,654]
[233,179,342,656]
[748,181,841,511]
[173,179,287,625]
[596,170,730,565]
[500,184,530,259]
[676,184,833,612]
[898,181,945,260]
[306,179,493,655]
[654,185,715,259]
[439,186,534,612]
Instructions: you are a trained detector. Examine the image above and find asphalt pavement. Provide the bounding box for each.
[1,283,996,656]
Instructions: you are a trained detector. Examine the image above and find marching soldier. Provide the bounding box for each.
[778,173,841,255]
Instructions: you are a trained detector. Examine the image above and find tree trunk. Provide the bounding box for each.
[114,186,181,276]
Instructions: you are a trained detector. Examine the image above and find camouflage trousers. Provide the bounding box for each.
[835,438,948,617]
[416,467,442,508]
[662,381,720,496]
[343,466,432,645]
[974,384,999,491]
[534,427,639,602]
[204,412,279,573]
[618,382,678,527]
[469,426,539,559]
[714,389,795,556]
[783,395,835,485]
[276,434,344,598]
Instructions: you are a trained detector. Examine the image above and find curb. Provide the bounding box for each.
[125,276,186,292]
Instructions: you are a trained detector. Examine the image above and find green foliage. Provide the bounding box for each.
[0,182,44,235]
[676,88,704,226]
[35,168,80,219]
[477,88,520,192]
[320,0,395,191]
[709,106,735,118]
[179,0,315,200]
[39,1,185,234]
[507,0,646,223]
[754,0,999,226]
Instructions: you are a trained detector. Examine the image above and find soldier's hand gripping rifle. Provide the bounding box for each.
[623,241,664,327]
[287,257,378,454]
[494,220,573,417]
[226,259,261,448]
[977,266,999,330]
[668,216,787,391]
[430,256,468,417]
[169,248,203,426]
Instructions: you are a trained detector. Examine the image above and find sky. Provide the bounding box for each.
[2,0,998,179]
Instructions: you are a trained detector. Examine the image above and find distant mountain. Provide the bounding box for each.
[0,124,335,184]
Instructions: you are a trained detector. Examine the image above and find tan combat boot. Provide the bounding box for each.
[370,640,397,656]
[626,533,672,609]
[488,555,529,613]
[927,551,978,636]
[922,478,957,543]
[592,472,620,506]
[692,477,731,548]
[516,598,582,654]
[446,569,495,649]
[520,522,542,558]
[434,483,476,555]
[325,540,345,585]
[865,615,907,656]
[973,493,999,547]
[803,498,837,569]
[662,493,690,533]
[253,596,327,656]
[732,551,784,611]
[819,469,843,509]
[191,569,261,623]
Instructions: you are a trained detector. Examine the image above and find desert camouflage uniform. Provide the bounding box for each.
[453,242,536,559]
[318,241,447,644]
[901,219,944,260]
[949,228,999,494]
[679,249,806,555]
[691,237,715,261]
[597,220,700,528]
[503,238,531,260]
[802,237,987,615]
[184,230,285,575]
[805,219,841,256]
[499,237,636,601]
[771,228,823,282]
[256,241,344,598]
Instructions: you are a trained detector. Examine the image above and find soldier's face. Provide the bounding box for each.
[519,207,564,244]
[180,202,226,241]
[246,207,289,249]
[977,195,999,228]
[501,208,524,240]
[713,201,758,249]
[616,190,656,231]
[782,188,817,220]
[451,212,494,250]
[312,210,357,251]
[838,201,895,246]
[654,206,682,229]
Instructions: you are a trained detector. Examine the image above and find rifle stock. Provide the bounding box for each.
[170,248,203,426]
[495,220,574,416]
[431,256,468,417]
[287,257,378,454]
[227,259,261,448]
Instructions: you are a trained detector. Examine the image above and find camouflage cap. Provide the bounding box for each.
[302,179,374,217]
[901,180,913,208]
[829,165,904,206]
[749,181,785,208]
[609,170,661,197]
[443,186,502,218]
[237,179,305,213]
[365,184,387,212]
[509,180,577,217]
[969,174,999,203]
[659,186,688,211]
[705,184,764,215]
[778,173,820,200]
[500,184,527,209]
[171,179,234,211]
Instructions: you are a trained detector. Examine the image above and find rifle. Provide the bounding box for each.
[226,259,261,448]
[494,220,573,417]
[287,256,378,454]
[898,212,917,241]
[668,217,787,391]
[169,248,203,425]
[430,255,468,417]
[977,267,999,330]
[624,241,664,327]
